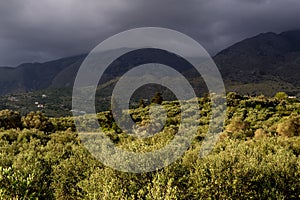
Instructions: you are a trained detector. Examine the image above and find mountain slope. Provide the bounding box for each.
[0,55,85,95]
[215,30,300,91]
[0,30,300,100]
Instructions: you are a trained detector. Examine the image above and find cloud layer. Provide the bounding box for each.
[1,0,300,66]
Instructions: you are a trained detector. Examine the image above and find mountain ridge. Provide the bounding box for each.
[0,30,300,98]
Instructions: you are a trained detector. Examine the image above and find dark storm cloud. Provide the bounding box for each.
[1,0,300,66]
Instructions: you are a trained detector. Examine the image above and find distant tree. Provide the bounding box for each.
[276,114,300,137]
[225,117,253,139]
[274,92,288,101]
[112,122,122,133]
[138,99,146,108]
[226,92,243,107]
[22,111,53,132]
[151,92,163,105]
[0,110,22,129]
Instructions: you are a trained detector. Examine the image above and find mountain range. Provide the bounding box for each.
[0,30,299,115]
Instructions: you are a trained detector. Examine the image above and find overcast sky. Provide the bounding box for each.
[1,0,300,66]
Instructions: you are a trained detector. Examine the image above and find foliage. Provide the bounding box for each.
[0,93,299,199]
[189,138,300,199]
[22,111,54,133]
[0,109,21,130]
[151,92,163,105]
[274,91,289,101]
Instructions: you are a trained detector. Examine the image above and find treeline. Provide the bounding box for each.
[1,92,299,138]
[0,110,75,132]
[0,92,299,199]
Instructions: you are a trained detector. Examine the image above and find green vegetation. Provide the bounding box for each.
[0,93,300,199]
[0,88,73,117]
[151,92,163,105]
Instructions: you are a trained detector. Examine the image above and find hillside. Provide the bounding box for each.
[0,55,85,95]
[215,30,300,96]
[1,30,300,115]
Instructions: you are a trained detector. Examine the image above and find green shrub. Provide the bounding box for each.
[276,113,300,137]
[0,110,21,130]
[189,138,300,199]
[22,111,54,132]
[0,94,300,199]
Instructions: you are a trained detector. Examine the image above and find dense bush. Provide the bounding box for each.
[190,138,300,199]
[0,93,299,199]
[0,110,21,130]
[21,111,54,133]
